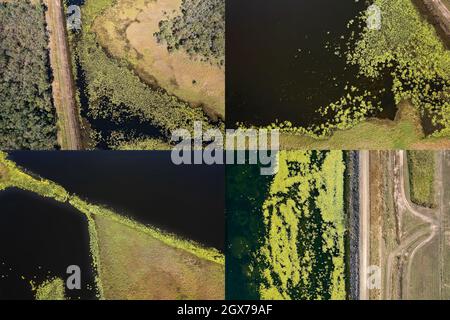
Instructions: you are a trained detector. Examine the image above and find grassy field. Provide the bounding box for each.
[407,151,436,208]
[0,152,224,300]
[95,215,224,299]
[92,0,224,119]
[407,237,440,299]
[281,102,450,150]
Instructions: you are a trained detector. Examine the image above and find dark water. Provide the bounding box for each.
[7,152,225,251]
[65,0,164,148]
[0,189,97,300]
[67,0,85,5]
[226,163,273,299]
[227,0,396,128]
[68,0,169,148]
[74,59,165,149]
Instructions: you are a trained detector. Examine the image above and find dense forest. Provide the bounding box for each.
[0,1,57,149]
[155,0,225,66]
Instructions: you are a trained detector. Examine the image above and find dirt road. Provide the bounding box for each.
[423,0,450,40]
[384,151,439,299]
[359,150,370,300]
[44,0,82,150]
[433,0,450,21]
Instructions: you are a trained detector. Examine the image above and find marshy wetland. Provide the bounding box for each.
[69,0,224,150]
[0,151,224,300]
[228,0,450,149]
[226,151,349,300]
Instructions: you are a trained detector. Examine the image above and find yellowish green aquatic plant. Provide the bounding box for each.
[31,277,66,300]
[258,151,346,300]
[348,0,450,136]
[240,0,450,140]
[0,152,68,201]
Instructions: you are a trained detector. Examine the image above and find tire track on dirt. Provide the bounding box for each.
[385,151,439,299]
[44,0,82,150]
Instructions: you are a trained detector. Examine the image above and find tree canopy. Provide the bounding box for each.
[155,0,225,66]
[0,1,57,149]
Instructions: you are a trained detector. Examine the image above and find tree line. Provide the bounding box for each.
[0,1,57,149]
[155,0,225,66]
